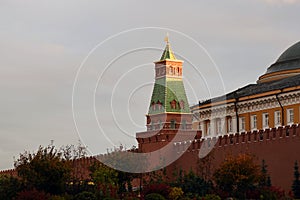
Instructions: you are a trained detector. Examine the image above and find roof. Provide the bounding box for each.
[266,41,300,74]
[148,77,191,114]
[160,43,177,61]
[198,74,300,106]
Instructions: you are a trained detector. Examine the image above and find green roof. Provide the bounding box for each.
[148,77,190,114]
[160,43,177,61]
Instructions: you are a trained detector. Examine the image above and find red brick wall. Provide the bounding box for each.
[162,124,300,192]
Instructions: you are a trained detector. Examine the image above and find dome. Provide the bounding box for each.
[277,41,300,63]
[258,41,300,83]
[266,41,300,74]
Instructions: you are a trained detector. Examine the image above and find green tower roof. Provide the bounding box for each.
[148,77,190,115]
[160,42,177,61]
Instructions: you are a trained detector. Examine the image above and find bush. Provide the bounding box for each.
[50,195,68,200]
[74,191,96,200]
[204,194,221,200]
[168,187,184,200]
[145,193,166,200]
[143,183,170,198]
[15,189,51,200]
[0,175,22,200]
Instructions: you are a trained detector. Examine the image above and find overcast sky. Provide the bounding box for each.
[1,0,300,170]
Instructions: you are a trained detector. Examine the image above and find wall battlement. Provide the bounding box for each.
[171,124,300,152]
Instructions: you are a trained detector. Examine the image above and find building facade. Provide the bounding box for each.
[191,41,300,137]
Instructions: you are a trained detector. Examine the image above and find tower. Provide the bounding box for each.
[136,37,201,153]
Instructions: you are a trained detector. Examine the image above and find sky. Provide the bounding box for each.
[1,0,300,170]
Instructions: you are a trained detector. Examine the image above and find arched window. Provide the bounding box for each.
[170,100,177,109]
[157,100,162,110]
[169,67,173,75]
[179,100,185,109]
[151,102,155,111]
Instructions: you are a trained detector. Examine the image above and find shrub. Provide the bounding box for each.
[145,193,166,200]
[15,188,51,200]
[204,194,221,200]
[143,183,170,198]
[74,191,97,200]
[168,187,184,200]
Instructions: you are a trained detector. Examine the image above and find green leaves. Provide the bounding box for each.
[14,145,72,195]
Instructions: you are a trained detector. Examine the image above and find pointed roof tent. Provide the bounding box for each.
[159,35,177,61]
[160,43,177,60]
[148,35,190,115]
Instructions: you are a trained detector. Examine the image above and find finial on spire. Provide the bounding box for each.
[160,33,176,61]
[164,32,169,44]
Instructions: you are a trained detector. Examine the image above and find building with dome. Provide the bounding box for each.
[191,41,300,137]
[136,40,300,192]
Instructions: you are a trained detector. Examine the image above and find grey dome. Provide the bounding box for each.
[266,41,300,74]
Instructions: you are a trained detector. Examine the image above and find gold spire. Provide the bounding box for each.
[160,33,176,61]
[164,32,169,44]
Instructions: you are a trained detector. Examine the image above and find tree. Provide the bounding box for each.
[259,159,271,187]
[213,153,261,199]
[169,168,212,198]
[14,145,71,195]
[90,161,118,198]
[292,161,300,198]
[0,175,22,200]
[176,170,212,197]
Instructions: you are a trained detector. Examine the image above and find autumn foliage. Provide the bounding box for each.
[213,153,261,199]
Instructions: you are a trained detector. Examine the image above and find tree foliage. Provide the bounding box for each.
[213,153,261,199]
[172,170,212,197]
[145,193,166,200]
[292,160,300,198]
[259,159,271,188]
[14,145,71,195]
[0,175,22,200]
[15,188,51,200]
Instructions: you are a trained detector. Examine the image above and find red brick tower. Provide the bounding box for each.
[136,37,201,154]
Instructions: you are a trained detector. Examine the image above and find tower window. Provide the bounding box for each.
[170,119,176,129]
[151,102,155,111]
[157,101,162,110]
[179,100,185,109]
[158,120,163,129]
[182,120,187,130]
[169,66,173,75]
[170,100,177,109]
